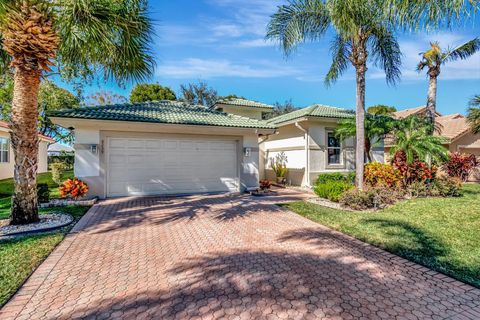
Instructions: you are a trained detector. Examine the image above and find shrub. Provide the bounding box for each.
[431,177,462,197]
[364,162,402,188]
[443,152,479,182]
[51,162,65,186]
[392,151,436,185]
[37,183,50,203]
[339,186,402,210]
[314,180,353,202]
[315,172,355,184]
[59,178,89,200]
[270,152,288,178]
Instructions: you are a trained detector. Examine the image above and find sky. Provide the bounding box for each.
[69,0,480,115]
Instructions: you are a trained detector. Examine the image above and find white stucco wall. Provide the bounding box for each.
[261,119,378,186]
[0,130,14,180]
[74,128,101,178]
[216,104,267,120]
[69,121,265,198]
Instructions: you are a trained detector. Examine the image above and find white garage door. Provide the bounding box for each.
[107,136,239,197]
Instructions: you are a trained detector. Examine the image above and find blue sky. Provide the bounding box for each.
[74,0,480,115]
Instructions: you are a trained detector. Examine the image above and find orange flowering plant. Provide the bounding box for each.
[364,162,402,188]
[59,178,89,200]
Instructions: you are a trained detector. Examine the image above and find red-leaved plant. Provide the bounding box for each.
[391,151,436,185]
[59,178,89,200]
[443,152,479,182]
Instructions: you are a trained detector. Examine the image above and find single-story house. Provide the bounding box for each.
[0,120,54,180]
[49,101,276,198]
[261,104,384,186]
[385,106,480,181]
[48,142,74,156]
[212,98,274,120]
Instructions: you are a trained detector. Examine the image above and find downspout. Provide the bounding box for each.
[295,122,310,187]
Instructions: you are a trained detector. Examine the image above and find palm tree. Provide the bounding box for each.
[335,114,395,163]
[266,0,401,190]
[467,95,480,134]
[0,0,154,224]
[417,39,480,133]
[389,116,448,164]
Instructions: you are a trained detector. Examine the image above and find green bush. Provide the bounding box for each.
[37,183,50,203]
[431,177,462,197]
[339,187,403,210]
[51,162,65,186]
[315,172,355,185]
[314,180,353,202]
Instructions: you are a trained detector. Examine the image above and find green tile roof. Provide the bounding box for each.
[215,98,274,110]
[48,101,277,129]
[267,104,355,125]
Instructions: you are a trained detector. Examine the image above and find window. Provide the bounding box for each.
[327,131,341,165]
[0,138,9,163]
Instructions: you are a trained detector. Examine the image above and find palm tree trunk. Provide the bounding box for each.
[10,67,41,225]
[426,71,438,135]
[355,64,367,190]
[365,138,373,163]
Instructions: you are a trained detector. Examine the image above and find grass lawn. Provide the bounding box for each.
[0,170,73,220]
[281,184,480,288]
[0,170,86,307]
[0,206,89,307]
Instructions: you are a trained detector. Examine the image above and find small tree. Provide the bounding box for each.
[130,83,176,103]
[50,162,65,186]
[180,81,218,106]
[367,105,397,115]
[417,39,480,133]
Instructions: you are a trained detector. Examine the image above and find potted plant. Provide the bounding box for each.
[270,152,288,184]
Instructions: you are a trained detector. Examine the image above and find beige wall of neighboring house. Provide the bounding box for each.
[0,122,52,180]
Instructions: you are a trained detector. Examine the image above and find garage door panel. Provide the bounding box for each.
[107,136,239,197]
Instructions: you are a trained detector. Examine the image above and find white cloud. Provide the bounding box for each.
[156,58,298,79]
[235,38,274,48]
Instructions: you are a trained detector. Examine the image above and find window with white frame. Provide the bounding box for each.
[0,137,9,163]
[327,131,342,165]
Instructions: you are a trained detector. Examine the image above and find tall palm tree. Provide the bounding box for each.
[266,0,401,190]
[467,95,480,134]
[335,114,396,163]
[389,116,448,164]
[417,38,480,133]
[0,0,154,224]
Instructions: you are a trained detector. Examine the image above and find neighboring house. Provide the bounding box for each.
[49,101,276,198]
[48,143,74,156]
[261,104,384,186]
[385,106,480,181]
[212,98,274,120]
[0,120,54,180]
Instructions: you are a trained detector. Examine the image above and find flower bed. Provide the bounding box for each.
[0,213,73,238]
[39,197,97,208]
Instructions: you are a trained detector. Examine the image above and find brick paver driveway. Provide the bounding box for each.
[2,191,480,320]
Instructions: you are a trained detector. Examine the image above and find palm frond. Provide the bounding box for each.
[382,0,479,30]
[266,0,330,56]
[469,94,480,107]
[325,34,350,86]
[467,104,480,134]
[443,38,480,63]
[57,0,155,84]
[370,26,402,85]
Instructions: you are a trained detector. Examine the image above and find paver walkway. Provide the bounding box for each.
[1,190,480,320]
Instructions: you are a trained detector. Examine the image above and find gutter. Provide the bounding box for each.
[295,121,310,187]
